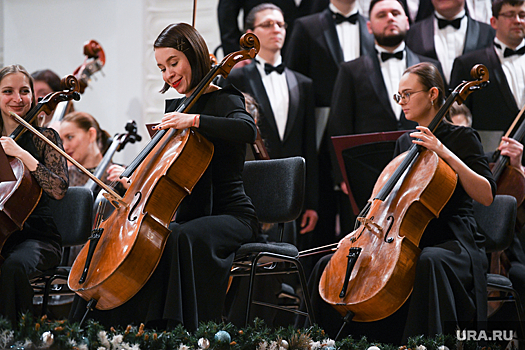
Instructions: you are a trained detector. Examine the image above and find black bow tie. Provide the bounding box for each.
[332,12,359,25]
[264,63,285,75]
[494,42,525,58]
[436,16,463,29]
[380,51,404,61]
[504,46,525,58]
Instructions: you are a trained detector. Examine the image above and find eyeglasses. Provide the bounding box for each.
[253,20,288,29]
[393,90,426,104]
[498,11,525,21]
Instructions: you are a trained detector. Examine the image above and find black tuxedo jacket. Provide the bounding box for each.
[218,0,319,55]
[399,0,434,23]
[284,8,375,107]
[450,45,521,133]
[328,48,443,182]
[225,61,319,210]
[406,15,495,63]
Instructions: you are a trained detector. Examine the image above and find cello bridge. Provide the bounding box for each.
[357,216,383,234]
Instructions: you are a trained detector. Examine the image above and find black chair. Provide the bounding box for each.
[473,194,525,337]
[31,186,94,317]
[230,156,316,327]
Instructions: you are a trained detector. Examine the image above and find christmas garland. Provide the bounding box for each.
[0,314,504,350]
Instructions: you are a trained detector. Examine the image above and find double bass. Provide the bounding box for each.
[319,65,489,323]
[47,40,106,126]
[66,33,260,311]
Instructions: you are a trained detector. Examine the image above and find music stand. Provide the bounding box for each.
[0,145,16,182]
[331,130,408,215]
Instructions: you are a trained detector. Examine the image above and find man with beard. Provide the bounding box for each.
[327,0,442,190]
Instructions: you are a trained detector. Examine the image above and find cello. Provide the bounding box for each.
[0,76,82,266]
[319,64,489,323]
[65,33,260,312]
[487,103,525,317]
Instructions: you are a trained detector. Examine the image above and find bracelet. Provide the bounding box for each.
[192,114,200,127]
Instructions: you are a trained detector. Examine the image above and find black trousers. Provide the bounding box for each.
[0,239,61,324]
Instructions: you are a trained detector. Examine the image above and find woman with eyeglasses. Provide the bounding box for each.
[392,62,496,340]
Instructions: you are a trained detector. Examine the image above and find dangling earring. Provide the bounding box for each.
[431,100,434,106]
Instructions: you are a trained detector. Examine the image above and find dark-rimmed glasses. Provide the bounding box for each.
[253,20,288,29]
[393,90,426,104]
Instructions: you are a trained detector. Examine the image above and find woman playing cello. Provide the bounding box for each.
[0,64,69,324]
[58,111,127,194]
[394,62,495,340]
[302,62,496,343]
[69,23,259,331]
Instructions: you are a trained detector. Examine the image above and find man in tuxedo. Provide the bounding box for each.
[218,0,325,55]
[328,0,442,185]
[405,0,495,84]
[225,3,319,237]
[284,0,375,253]
[449,0,524,133]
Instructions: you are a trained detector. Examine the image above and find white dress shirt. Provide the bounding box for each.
[376,42,406,119]
[329,3,361,62]
[434,10,467,84]
[465,0,492,24]
[494,38,525,109]
[255,56,290,140]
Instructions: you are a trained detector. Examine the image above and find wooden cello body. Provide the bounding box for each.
[69,128,213,309]
[68,33,260,310]
[320,149,457,321]
[319,64,489,322]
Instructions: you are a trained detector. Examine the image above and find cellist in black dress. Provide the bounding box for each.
[69,23,259,331]
[0,64,69,324]
[301,62,496,343]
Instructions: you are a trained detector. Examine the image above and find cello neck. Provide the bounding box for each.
[375,91,459,201]
[491,103,525,180]
[84,138,121,193]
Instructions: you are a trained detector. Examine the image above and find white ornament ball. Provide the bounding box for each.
[198,338,210,349]
[367,346,381,350]
[280,339,289,349]
[438,346,449,350]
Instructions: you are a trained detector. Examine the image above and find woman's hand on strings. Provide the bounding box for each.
[153,112,200,130]
[107,164,130,189]
[410,126,447,157]
[499,136,524,172]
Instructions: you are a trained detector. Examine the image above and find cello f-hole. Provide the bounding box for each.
[383,215,395,243]
[128,191,142,222]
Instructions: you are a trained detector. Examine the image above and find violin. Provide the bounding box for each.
[48,40,106,125]
[66,33,260,311]
[0,79,81,266]
[318,65,489,322]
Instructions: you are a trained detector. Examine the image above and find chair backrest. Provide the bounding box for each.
[48,186,94,247]
[473,194,517,253]
[243,157,305,224]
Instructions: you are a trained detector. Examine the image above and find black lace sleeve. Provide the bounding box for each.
[30,128,69,200]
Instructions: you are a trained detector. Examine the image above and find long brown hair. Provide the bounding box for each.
[153,23,211,94]
[61,111,111,154]
[0,64,37,134]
